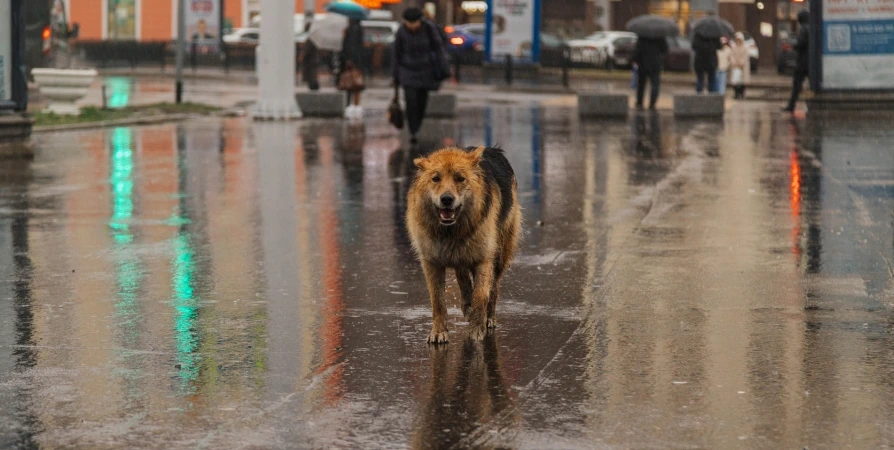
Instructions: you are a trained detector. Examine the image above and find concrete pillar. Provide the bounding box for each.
[253,0,301,119]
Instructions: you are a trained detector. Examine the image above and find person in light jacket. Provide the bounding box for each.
[715,37,732,95]
[729,32,751,99]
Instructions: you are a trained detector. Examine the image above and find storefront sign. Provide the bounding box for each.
[486,0,540,63]
[1,0,11,102]
[822,0,894,89]
[186,0,221,52]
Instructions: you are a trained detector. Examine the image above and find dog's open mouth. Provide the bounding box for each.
[438,208,458,225]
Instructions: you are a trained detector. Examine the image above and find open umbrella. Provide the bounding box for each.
[309,14,348,51]
[691,16,734,38]
[324,0,369,20]
[626,15,679,38]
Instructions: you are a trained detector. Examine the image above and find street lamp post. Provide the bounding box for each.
[252,0,301,119]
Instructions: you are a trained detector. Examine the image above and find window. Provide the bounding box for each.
[107,0,137,40]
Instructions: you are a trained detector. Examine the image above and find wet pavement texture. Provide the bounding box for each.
[2,103,894,449]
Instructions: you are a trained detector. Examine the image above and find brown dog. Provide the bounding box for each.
[406,146,521,343]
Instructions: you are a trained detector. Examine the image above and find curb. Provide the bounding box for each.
[32,113,192,133]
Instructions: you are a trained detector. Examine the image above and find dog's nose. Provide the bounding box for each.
[440,194,454,207]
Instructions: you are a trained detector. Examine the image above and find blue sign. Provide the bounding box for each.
[824,19,894,55]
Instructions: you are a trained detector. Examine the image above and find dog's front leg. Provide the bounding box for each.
[467,260,494,341]
[423,261,449,344]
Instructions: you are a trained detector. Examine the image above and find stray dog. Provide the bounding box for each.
[406,146,521,343]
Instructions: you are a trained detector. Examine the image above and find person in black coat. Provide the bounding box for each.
[302,14,320,91]
[783,10,810,112]
[632,36,669,110]
[692,32,721,93]
[392,7,450,143]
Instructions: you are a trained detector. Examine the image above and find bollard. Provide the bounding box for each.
[191,41,197,72]
[562,47,570,88]
[222,43,230,74]
[101,84,107,109]
[453,56,461,83]
[505,55,513,85]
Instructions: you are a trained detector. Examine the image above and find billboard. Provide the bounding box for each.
[822,0,894,89]
[186,0,221,52]
[1,0,11,102]
[486,0,540,63]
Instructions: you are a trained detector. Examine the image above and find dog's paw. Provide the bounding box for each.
[427,330,450,345]
[486,317,497,329]
[468,323,487,341]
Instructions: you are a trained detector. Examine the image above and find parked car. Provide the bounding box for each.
[566,31,637,68]
[223,28,260,44]
[614,35,693,72]
[664,35,693,72]
[777,31,798,74]
[446,23,485,53]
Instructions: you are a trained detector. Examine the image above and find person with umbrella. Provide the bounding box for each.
[693,32,721,93]
[341,18,366,119]
[690,14,733,94]
[627,15,674,110]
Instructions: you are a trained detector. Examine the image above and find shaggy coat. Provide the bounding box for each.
[406,146,521,343]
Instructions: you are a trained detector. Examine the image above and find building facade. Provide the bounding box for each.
[65,0,323,41]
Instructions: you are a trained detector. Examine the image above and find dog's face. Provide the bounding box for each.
[414,147,485,226]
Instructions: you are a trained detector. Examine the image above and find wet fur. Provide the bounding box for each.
[406,146,522,343]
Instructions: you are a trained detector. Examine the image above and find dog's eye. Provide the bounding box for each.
[432,176,441,183]
[454,175,465,183]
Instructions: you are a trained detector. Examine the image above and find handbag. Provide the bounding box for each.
[387,85,404,129]
[338,61,365,91]
[730,68,743,85]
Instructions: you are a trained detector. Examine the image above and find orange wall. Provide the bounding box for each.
[224,0,242,28]
[70,0,104,40]
[141,0,174,40]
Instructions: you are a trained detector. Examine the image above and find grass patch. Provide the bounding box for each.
[34,102,221,127]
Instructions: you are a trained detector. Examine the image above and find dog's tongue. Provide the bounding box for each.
[439,209,456,221]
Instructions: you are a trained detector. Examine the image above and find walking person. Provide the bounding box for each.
[693,32,721,93]
[301,13,320,91]
[392,7,450,144]
[715,37,732,95]
[729,32,751,99]
[340,18,366,119]
[632,36,668,110]
[783,11,810,112]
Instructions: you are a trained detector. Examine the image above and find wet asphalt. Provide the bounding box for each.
[2,102,894,449]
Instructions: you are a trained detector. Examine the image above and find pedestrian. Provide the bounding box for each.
[715,37,732,95]
[729,32,751,99]
[693,32,721,93]
[631,36,668,110]
[340,18,366,119]
[302,13,320,91]
[392,7,451,144]
[783,11,810,112]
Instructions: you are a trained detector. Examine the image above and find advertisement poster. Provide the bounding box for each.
[823,0,894,89]
[186,0,221,52]
[487,0,539,63]
[0,0,11,102]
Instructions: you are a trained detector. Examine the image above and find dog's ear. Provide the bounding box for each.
[468,146,486,165]
[413,157,429,170]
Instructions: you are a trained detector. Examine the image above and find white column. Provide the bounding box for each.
[253,0,301,119]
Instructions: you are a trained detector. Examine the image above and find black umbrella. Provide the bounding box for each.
[691,16,735,38]
[626,14,679,38]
